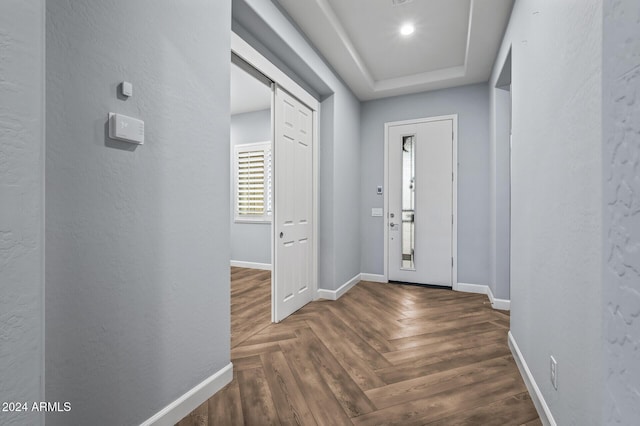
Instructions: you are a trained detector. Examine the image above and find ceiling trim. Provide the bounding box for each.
[315,0,375,88]
[374,66,466,92]
[463,0,475,75]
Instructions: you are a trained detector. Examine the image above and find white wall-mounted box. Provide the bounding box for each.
[108,113,144,144]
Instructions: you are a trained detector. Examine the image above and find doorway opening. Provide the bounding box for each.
[230,59,273,346]
[231,33,319,326]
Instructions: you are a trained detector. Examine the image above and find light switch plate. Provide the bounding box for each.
[109,113,144,144]
[371,208,383,217]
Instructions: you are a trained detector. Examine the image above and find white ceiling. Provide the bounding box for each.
[275,0,514,100]
[230,62,271,115]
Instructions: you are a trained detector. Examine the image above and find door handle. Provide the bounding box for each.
[390,222,396,228]
[280,232,284,238]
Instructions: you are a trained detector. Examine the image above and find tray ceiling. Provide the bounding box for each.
[275,0,514,100]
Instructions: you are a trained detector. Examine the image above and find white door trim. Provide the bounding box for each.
[383,115,458,289]
[231,32,318,111]
[231,31,318,323]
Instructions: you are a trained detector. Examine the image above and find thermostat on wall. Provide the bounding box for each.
[108,113,144,144]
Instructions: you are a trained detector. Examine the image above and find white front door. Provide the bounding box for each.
[273,87,313,322]
[387,118,454,286]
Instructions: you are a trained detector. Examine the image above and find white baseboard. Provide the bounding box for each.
[456,283,511,311]
[230,260,272,271]
[488,286,511,311]
[456,282,489,295]
[508,332,556,426]
[360,273,387,283]
[317,273,361,301]
[140,362,233,426]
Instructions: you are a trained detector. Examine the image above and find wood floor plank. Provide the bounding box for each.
[365,355,516,409]
[292,327,376,418]
[237,368,280,425]
[396,303,495,324]
[382,329,508,364]
[240,328,298,346]
[261,351,317,426]
[231,340,285,359]
[425,392,539,426]
[352,372,527,426]
[306,308,391,370]
[207,372,244,426]
[388,320,503,351]
[230,267,271,348]
[327,302,396,353]
[278,335,354,426]
[232,355,263,371]
[306,317,387,391]
[386,311,503,340]
[178,268,539,425]
[376,341,512,384]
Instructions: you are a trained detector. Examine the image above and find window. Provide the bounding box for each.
[234,141,272,222]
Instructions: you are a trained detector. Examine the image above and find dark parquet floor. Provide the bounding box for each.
[177,267,540,426]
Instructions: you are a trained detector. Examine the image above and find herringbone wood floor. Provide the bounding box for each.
[178,267,540,425]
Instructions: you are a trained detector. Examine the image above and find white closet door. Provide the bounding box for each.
[273,87,313,322]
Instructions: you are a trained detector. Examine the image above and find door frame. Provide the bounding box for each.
[383,115,458,289]
[231,32,319,322]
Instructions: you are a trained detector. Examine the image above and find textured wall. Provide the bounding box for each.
[332,91,362,287]
[359,84,490,285]
[491,1,603,424]
[489,85,512,300]
[234,0,362,291]
[231,109,271,265]
[0,2,44,425]
[45,1,231,424]
[603,0,640,423]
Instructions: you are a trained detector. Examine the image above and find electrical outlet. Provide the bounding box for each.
[550,356,558,390]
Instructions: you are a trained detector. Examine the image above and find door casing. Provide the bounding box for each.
[383,115,458,290]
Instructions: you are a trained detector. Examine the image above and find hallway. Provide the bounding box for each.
[178,269,539,425]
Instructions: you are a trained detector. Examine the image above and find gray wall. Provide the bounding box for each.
[234,0,362,291]
[491,1,602,424]
[603,0,640,423]
[489,84,511,300]
[45,1,231,425]
[360,84,490,285]
[0,2,45,425]
[332,92,362,287]
[231,109,271,265]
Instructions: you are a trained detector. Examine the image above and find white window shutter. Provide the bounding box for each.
[234,142,272,222]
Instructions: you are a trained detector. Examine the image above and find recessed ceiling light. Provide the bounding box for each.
[400,23,415,36]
